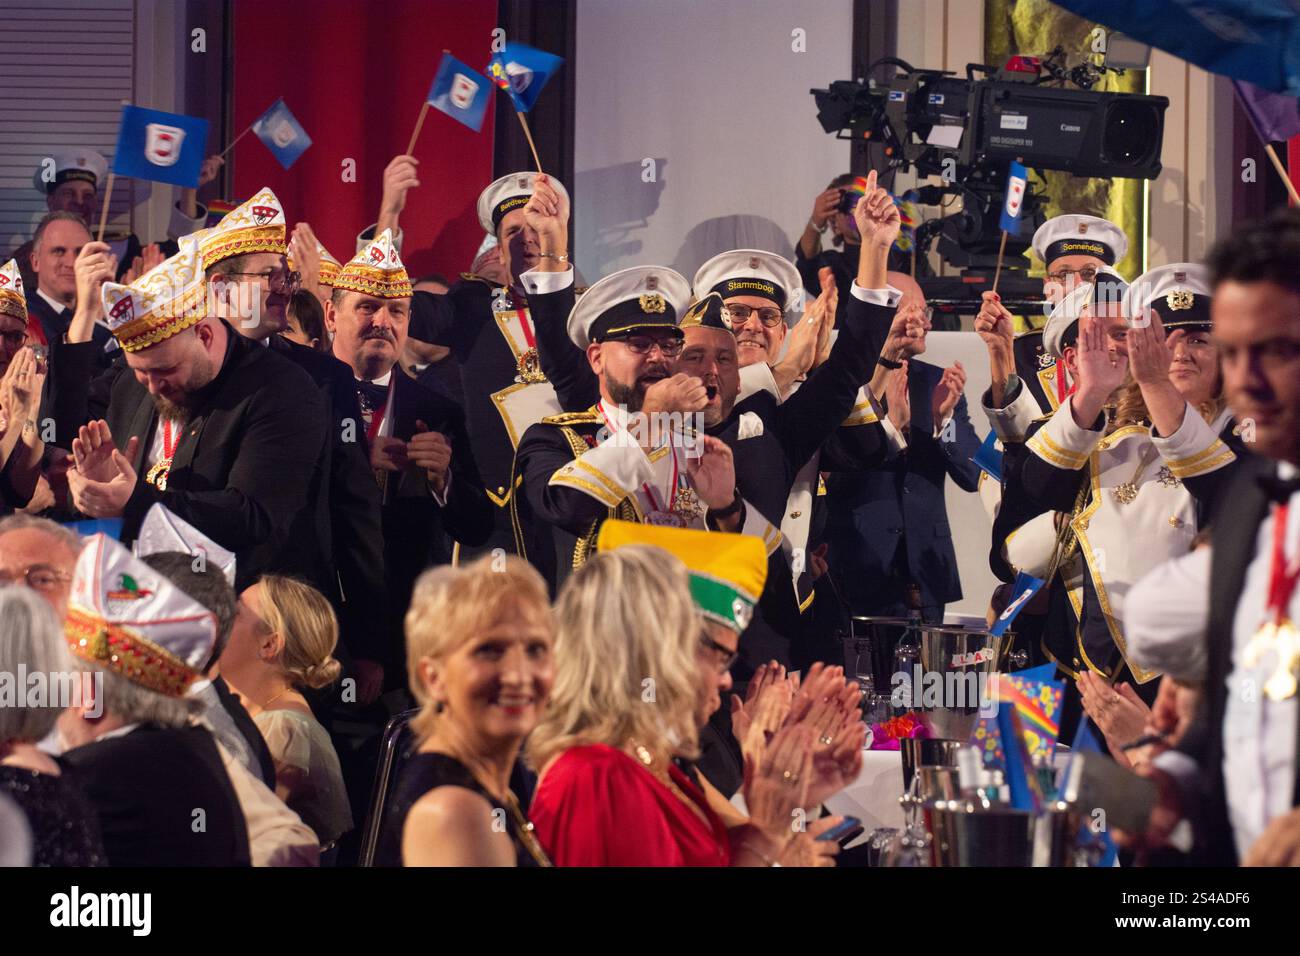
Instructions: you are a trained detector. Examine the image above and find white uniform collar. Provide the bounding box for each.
[358,369,393,387]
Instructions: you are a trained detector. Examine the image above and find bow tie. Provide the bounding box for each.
[1257,471,1300,504]
[356,379,389,411]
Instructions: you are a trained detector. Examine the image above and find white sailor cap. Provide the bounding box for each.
[1032,214,1128,269]
[1121,263,1212,332]
[692,249,802,312]
[1043,268,1128,359]
[477,172,570,234]
[566,265,691,349]
[42,149,108,193]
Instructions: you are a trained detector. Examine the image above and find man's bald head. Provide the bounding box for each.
[886,271,927,312]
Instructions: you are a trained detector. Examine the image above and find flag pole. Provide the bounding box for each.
[516,111,543,173]
[1264,143,1300,206]
[406,102,430,156]
[991,229,1009,295]
[217,123,255,160]
[96,172,116,242]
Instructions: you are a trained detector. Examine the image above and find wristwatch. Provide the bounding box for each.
[708,489,744,525]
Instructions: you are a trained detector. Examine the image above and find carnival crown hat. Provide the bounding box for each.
[197,186,287,272]
[567,264,690,349]
[477,171,570,234]
[65,533,217,698]
[1121,262,1213,332]
[1031,214,1128,269]
[136,503,237,587]
[1042,268,1128,360]
[101,235,207,353]
[596,520,768,633]
[333,229,412,299]
[0,259,26,322]
[692,249,803,312]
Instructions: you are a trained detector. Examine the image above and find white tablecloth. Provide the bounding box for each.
[823,751,908,847]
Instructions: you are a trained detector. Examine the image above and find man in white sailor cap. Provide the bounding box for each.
[360,161,574,556]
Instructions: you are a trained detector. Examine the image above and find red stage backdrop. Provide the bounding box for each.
[231,0,497,277]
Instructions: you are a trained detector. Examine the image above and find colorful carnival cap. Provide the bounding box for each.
[596,520,768,633]
[1031,214,1128,269]
[65,534,217,698]
[197,186,287,272]
[0,259,26,322]
[136,503,236,587]
[100,235,207,353]
[333,229,412,299]
[476,171,570,234]
[567,264,690,349]
[1121,263,1212,334]
[284,237,341,288]
[680,292,730,332]
[692,249,802,312]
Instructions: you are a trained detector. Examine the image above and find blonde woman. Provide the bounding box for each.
[528,546,813,867]
[220,575,353,849]
[377,554,555,867]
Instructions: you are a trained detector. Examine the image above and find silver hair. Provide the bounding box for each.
[0,514,83,559]
[87,667,203,728]
[0,586,73,743]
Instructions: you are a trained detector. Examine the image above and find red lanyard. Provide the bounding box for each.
[364,384,393,447]
[516,307,536,349]
[598,403,679,511]
[1266,502,1300,624]
[161,420,179,460]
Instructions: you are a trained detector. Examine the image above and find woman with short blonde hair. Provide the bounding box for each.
[376,554,555,867]
[220,575,352,850]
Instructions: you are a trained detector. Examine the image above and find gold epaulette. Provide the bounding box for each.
[540,409,601,426]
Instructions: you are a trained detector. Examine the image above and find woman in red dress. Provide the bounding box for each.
[527,543,816,867]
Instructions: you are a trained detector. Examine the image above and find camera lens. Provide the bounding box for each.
[1101,100,1158,166]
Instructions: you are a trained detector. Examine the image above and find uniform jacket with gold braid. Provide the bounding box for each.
[514,282,894,677]
[47,320,329,591]
[411,275,560,553]
[1007,395,1242,682]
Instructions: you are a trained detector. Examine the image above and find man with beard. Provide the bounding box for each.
[47,233,329,590]
[203,189,389,705]
[326,229,492,685]
[369,159,570,556]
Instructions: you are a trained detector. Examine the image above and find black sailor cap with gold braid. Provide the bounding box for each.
[692,248,802,310]
[680,292,730,331]
[1122,262,1213,333]
[334,229,412,299]
[566,264,691,349]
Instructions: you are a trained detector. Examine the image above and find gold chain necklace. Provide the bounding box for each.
[1111,444,1159,506]
[459,752,553,867]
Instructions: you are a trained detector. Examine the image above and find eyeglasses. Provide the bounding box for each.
[226,269,302,292]
[608,335,684,357]
[1046,266,1099,284]
[722,304,784,328]
[0,565,72,592]
[699,630,738,673]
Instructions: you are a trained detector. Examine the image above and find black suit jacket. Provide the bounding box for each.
[826,358,982,612]
[48,321,330,591]
[62,723,250,866]
[267,335,389,664]
[375,371,493,670]
[26,293,119,368]
[212,674,276,789]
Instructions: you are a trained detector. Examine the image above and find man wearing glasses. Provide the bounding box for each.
[0,514,79,617]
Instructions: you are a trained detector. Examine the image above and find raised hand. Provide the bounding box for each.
[775,274,830,384]
[289,223,323,298]
[409,419,452,492]
[198,155,225,188]
[72,242,118,337]
[882,304,928,362]
[743,723,813,837]
[852,169,901,251]
[814,266,837,367]
[1127,311,1174,386]
[974,291,1015,358]
[1074,315,1128,408]
[932,361,966,426]
[886,362,911,433]
[378,154,420,234]
[71,421,134,484]
[523,173,570,259]
[68,428,140,518]
[686,435,737,511]
[1,347,45,429]
[810,187,842,232]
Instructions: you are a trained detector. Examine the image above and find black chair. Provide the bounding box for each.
[356,707,420,867]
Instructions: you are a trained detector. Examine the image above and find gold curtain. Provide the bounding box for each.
[985,0,1144,299]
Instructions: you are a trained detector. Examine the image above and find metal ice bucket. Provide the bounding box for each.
[915,766,960,802]
[1032,801,1087,867]
[913,625,1011,740]
[924,801,1035,867]
[899,737,962,790]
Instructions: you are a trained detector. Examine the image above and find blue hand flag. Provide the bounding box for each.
[251,99,313,169]
[428,53,492,132]
[999,161,1029,235]
[487,42,563,113]
[112,106,209,188]
[973,430,1003,482]
[991,571,1045,637]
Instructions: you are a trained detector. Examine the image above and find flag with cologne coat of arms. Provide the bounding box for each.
[486,42,563,112]
[428,52,492,131]
[251,98,312,169]
[111,105,209,188]
[999,160,1029,235]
